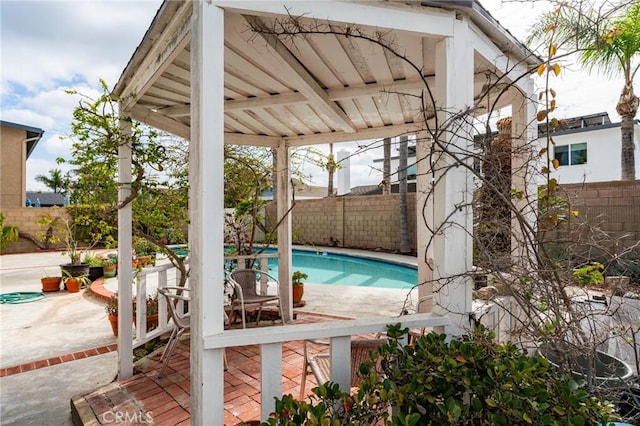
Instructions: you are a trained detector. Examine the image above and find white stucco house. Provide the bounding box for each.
[546,112,640,184]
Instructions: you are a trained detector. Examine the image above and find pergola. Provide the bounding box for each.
[112,1,538,423]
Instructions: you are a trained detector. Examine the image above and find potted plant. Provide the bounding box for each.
[40,270,62,292]
[83,252,104,281]
[35,208,93,278]
[102,258,117,278]
[105,295,119,336]
[133,237,158,268]
[135,292,159,331]
[292,270,308,305]
[62,270,91,293]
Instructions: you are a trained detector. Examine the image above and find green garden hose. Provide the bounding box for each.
[0,292,45,304]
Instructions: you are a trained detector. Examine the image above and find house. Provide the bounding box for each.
[545,112,640,183]
[0,120,44,208]
[25,191,66,207]
[374,112,640,187]
[112,1,539,423]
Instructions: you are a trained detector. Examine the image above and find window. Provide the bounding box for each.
[554,143,587,166]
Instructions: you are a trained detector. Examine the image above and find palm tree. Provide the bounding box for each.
[398,136,411,254]
[34,168,67,193]
[529,2,640,180]
[382,137,391,195]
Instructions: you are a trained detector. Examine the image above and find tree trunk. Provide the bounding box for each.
[271,148,278,199]
[382,137,391,195]
[399,136,411,254]
[616,81,638,180]
[327,143,335,197]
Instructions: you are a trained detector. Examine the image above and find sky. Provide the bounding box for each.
[0,0,630,193]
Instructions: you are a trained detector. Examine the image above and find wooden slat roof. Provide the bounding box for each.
[113,1,539,147]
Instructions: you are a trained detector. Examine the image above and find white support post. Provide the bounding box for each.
[276,139,293,321]
[330,336,351,391]
[415,130,433,312]
[510,81,537,266]
[190,2,225,425]
[117,114,134,379]
[432,20,474,337]
[261,342,283,420]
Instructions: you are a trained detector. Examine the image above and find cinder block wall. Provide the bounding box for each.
[267,194,417,252]
[1,207,67,253]
[562,181,640,252]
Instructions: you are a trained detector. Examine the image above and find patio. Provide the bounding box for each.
[72,311,371,425]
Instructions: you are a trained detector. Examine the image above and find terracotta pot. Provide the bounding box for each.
[65,278,81,293]
[41,277,62,292]
[108,314,118,336]
[137,255,153,267]
[293,284,304,304]
[133,314,159,332]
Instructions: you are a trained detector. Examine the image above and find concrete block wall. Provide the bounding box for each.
[562,181,640,252]
[267,194,417,253]
[1,206,67,253]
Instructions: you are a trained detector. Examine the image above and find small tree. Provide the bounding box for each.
[0,213,19,251]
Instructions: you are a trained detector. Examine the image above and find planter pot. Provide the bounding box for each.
[540,345,634,389]
[133,314,159,332]
[103,265,117,278]
[41,277,62,292]
[60,263,90,278]
[88,266,104,281]
[137,255,153,268]
[293,284,304,304]
[108,314,118,336]
[65,278,81,293]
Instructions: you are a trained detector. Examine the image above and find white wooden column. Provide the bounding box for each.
[117,112,134,378]
[432,19,474,336]
[276,139,293,321]
[415,130,433,312]
[510,80,537,266]
[190,2,225,425]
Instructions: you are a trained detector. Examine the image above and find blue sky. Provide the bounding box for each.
[1,0,628,192]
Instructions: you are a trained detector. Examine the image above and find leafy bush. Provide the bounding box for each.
[265,326,617,425]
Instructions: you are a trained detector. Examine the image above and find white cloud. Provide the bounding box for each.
[3,0,630,192]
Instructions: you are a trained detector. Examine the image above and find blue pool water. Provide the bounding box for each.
[171,245,417,289]
[265,249,417,289]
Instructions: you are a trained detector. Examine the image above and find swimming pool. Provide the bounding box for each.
[170,245,417,289]
[265,249,417,289]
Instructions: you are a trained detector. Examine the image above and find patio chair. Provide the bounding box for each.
[157,286,229,378]
[299,338,387,400]
[228,269,285,327]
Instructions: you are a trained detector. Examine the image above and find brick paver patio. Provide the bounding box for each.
[72,312,340,425]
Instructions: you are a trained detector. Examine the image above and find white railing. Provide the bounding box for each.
[472,296,519,343]
[224,252,278,293]
[204,312,450,420]
[130,252,276,348]
[132,262,184,348]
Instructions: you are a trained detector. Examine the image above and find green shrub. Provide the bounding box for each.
[265,326,617,425]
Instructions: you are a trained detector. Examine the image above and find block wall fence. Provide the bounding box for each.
[266,194,417,253]
[1,207,67,253]
[561,181,640,252]
[2,181,637,256]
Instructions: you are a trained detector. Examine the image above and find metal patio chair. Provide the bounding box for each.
[299,337,387,399]
[157,286,191,378]
[228,269,285,327]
